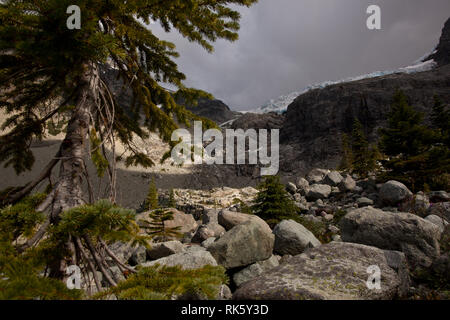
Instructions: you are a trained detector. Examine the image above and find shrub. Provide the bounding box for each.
[94,264,228,300]
[251,176,297,227]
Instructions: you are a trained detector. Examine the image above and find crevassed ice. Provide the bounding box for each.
[249,58,437,115]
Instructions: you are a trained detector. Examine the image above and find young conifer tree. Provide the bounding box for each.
[146,178,159,210]
[251,175,297,227]
[139,209,182,242]
[0,0,258,279]
[168,188,176,208]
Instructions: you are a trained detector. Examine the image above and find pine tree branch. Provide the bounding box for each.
[6,147,62,204]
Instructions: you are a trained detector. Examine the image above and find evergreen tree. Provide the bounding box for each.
[338,133,353,171]
[378,91,448,191]
[338,119,379,177]
[251,176,297,227]
[351,119,370,176]
[431,96,450,147]
[139,209,182,242]
[379,90,433,158]
[168,188,176,208]
[0,0,257,280]
[146,178,159,210]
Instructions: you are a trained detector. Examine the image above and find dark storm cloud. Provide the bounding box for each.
[151,0,450,110]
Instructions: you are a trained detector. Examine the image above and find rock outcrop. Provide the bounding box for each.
[142,249,218,270]
[233,242,410,300]
[340,207,442,268]
[184,98,241,124]
[207,220,274,269]
[273,219,321,255]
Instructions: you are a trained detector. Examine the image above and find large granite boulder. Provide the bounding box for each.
[306,169,330,184]
[136,209,198,235]
[191,223,225,243]
[232,255,280,288]
[141,249,217,270]
[306,184,332,201]
[208,220,274,269]
[147,241,186,260]
[323,171,344,187]
[338,175,356,192]
[273,219,321,255]
[233,242,410,300]
[340,207,441,268]
[427,202,450,223]
[218,210,271,233]
[379,181,413,206]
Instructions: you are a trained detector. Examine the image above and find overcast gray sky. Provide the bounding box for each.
[152,0,450,111]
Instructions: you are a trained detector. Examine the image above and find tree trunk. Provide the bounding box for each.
[49,62,99,278]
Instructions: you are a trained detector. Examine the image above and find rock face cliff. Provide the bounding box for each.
[184,98,241,125]
[277,18,450,174]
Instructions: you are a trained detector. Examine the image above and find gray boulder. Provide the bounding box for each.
[233,242,410,300]
[129,246,147,266]
[323,171,344,187]
[108,241,134,263]
[218,210,271,232]
[273,219,321,255]
[295,177,310,195]
[306,168,330,184]
[202,209,219,224]
[356,197,374,207]
[425,215,448,233]
[201,237,217,248]
[191,223,225,243]
[429,191,450,203]
[147,241,185,260]
[340,207,441,268]
[233,255,279,288]
[379,181,413,206]
[137,209,198,236]
[427,202,450,223]
[208,220,274,269]
[306,184,332,201]
[338,175,356,192]
[142,249,217,270]
[286,182,297,194]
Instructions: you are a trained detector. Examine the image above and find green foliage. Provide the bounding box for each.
[50,200,147,246]
[146,178,159,210]
[0,240,82,300]
[0,194,82,300]
[0,193,46,242]
[251,176,297,227]
[0,0,257,175]
[379,91,434,157]
[431,96,450,146]
[94,264,228,300]
[338,133,353,171]
[339,119,379,177]
[89,129,109,178]
[168,189,176,208]
[378,91,449,191]
[232,198,253,214]
[139,209,182,242]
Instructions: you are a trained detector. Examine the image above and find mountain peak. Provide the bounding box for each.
[428,17,450,66]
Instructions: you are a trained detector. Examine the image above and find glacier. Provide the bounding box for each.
[247,58,437,115]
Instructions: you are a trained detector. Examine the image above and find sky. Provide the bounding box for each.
[151,0,450,111]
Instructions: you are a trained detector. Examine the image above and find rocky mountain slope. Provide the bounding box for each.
[184,98,241,125]
[255,17,450,174]
[106,169,449,300]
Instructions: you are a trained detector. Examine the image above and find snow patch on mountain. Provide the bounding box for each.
[248,58,437,114]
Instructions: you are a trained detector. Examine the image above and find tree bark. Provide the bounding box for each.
[48,62,99,278]
[51,63,98,220]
